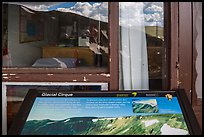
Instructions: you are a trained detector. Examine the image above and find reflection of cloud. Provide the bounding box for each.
[6,2,164,26]
[4,2,59,6]
[143,2,164,27]
[25,4,50,11]
[144,4,163,13]
[55,2,163,27]
[119,2,145,27]
[119,2,163,27]
[57,2,108,22]
[4,2,59,11]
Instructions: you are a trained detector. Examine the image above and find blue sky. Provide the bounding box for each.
[48,2,99,11]
[48,2,76,11]
[26,96,183,121]
[12,2,163,27]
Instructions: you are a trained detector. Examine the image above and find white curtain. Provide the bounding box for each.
[119,2,149,90]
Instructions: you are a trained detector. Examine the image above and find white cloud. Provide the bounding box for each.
[145,5,163,13]
[119,2,163,27]
[6,2,164,27]
[4,2,59,6]
[145,12,163,22]
[70,2,92,15]
[4,2,60,11]
[143,2,164,26]
[144,2,163,13]
[27,4,50,11]
[119,2,145,27]
[56,2,164,27]
[56,2,108,22]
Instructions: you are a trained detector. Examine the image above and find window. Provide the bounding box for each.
[119,2,168,90]
[3,2,109,71]
[2,2,112,88]
[2,2,170,89]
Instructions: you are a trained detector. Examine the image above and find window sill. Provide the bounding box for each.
[2,67,110,82]
[2,67,109,74]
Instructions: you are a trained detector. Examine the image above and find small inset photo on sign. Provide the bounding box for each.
[132,99,159,113]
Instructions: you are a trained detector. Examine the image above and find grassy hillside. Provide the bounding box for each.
[132,103,159,113]
[21,114,189,135]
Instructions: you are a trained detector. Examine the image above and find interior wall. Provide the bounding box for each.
[6,4,48,67]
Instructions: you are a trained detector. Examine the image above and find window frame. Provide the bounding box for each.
[170,2,198,104]
[2,2,114,89]
[2,2,171,91]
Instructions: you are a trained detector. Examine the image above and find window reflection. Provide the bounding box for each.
[119,2,164,90]
[3,2,109,69]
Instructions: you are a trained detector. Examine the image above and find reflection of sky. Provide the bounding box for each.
[14,2,163,27]
[56,2,163,27]
[27,97,184,121]
[48,2,76,11]
[52,2,163,27]
[48,2,99,11]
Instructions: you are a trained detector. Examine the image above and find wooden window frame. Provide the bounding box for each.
[2,2,170,91]
[3,2,197,103]
[2,2,117,90]
[170,2,198,105]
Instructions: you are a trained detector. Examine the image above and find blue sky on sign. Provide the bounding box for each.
[27,97,183,121]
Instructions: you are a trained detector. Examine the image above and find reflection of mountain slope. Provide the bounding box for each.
[21,114,189,135]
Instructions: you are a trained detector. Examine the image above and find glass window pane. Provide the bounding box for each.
[119,2,164,90]
[3,2,109,70]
